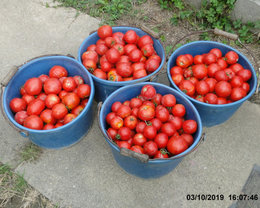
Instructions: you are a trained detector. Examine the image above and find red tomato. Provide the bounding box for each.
[154,133,168,149]
[62,77,77,92]
[43,124,55,130]
[149,54,161,63]
[130,98,142,108]
[107,128,118,140]
[204,93,218,104]
[171,74,184,85]
[143,125,157,140]
[97,25,112,39]
[77,84,91,99]
[24,115,43,130]
[40,109,56,124]
[22,94,35,105]
[138,35,153,48]
[215,81,232,98]
[176,55,190,68]
[113,32,125,45]
[179,80,195,96]
[143,101,155,109]
[224,68,235,80]
[194,55,204,65]
[44,78,62,94]
[155,105,169,122]
[214,70,229,82]
[141,44,154,57]
[154,150,169,159]
[45,94,60,109]
[129,49,142,62]
[208,63,221,77]
[110,116,123,130]
[124,44,137,55]
[55,122,64,128]
[24,77,42,96]
[172,104,186,117]
[230,87,247,101]
[161,122,176,137]
[141,85,156,100]
[14,111,28,125]
[181,134,194,146]
[123,30,138,44]
[133,133,147,146]
[195,95,205,103]
[192,64,208,79]
[81,98,89,107]
[130,145,144,154]
[106,48,120,63]
[205,78,217,92]
[209,48,222,59]
[27,99,45,115]
[170,66,183,75]
[203,53,217,65]
[151,93,162,106]
[196,80,210,95]
[150,118,162,131]
[63,113,76,125]
[105,36,116,48]
[87,44,97,51]
[112,44,125,56]
[117,141,131,149]
[135,121,146,133]
[101,62,112,73]
[111,101,122,112]
[133,69,147,79]
[71,105,84,116]
[106,112,116,124]
[217,97,227,104]
[118,55,130,63]
[124,115,138,130]
[241,82,250,93]
[116,105,131,118]
[83,59,97,72]
[167,135,188,155]
[93,69,107,80]
[161,94,176,107]
[62,92,80,110]
[145,58,160,73]
[144,141,158,156]
[117,126,132,141]
[138,105,155,121]
[237,69,252,82]
[81,51,98,63]
[116,62,133,78]
[59,90,68,100]
[96,39,105,45]
[96,44,109,56]
[132,62,145,72]
[225,51,239,65]
[182,120,197,134]
[216,58,228,70]
[183,67,193,79]
[49,65,68,78]
[230,63,243,74]
[169,116,183,130]
[38,74,49,83]
[37,93,47,101]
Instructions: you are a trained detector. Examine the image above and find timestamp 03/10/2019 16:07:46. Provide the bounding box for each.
[186,194,259,201]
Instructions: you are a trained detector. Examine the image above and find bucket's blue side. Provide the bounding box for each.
[78,26,165,102]
[3,56,95,149]
[100,82,202,178]
[167,41,257,127]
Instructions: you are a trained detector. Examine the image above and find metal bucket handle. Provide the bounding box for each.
[167,28,260,94]
[0,54,75,137]
[97,101,205,163]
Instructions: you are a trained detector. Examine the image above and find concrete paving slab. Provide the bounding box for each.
[16,101,260,208]
[0,0,99,165]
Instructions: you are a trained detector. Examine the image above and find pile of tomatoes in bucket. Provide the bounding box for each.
[106,84,198,159]
[9,66,91,130]
[81,25,161,81]
[170,49,252,104]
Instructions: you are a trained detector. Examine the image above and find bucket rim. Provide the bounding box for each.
[167,40,257,108]
[77,26,166,86]
[3,55,95,133]
[99,82,203,164]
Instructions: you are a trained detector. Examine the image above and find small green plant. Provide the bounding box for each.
[20,143,42,162]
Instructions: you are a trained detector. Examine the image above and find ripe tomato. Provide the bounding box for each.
[55,122,64,128]
[141,44,154,57]
[49,65,68,78]
[93,69,107,80]
[59,90,68,100]
[97,25,112,39]
[62,92,80,110]
[63,113,77,125]
[117,141,131,149]
[215,81,232,98]
[172,104,186,117]
[132,62,145,72]
[96,44,109,56]
[106,48,120,63]
[179,80,195,96]
[167,135,188,155]
[45,94,60,109]
[112,44,125,55]
[161,94,176,107]
[110,116,123,130]
[203,53,217,65]
[81,51,98,63]
[44,78,62,94]
[225,51,239,65]
[176,55,190,68]
[116,105,131,118]
[237,69,252,82]
[27,99,45,115]
[130,98,142,108]
[183,67,193,79]
[77,84,91,99]
[138,35,153,48]
[73,76,85,86]
[43,124,55,130]
[138,105,155,121]
[192,64,207,79]
[169,116,183,130]
[182,120,197,134]
[24,115,43,130]
[144,141,158,156]
[204,93,218,104]
[205,78,217,92]
[145,58,160,72]
[107,128,118,140]
[105,36,116,48]
[143,125,157,140]
[106,112,116,124]
[38,74,49,83]
[124,30,138,44]
[154,133,168,149]
[62,77,77,92]
[241,82,250,93]
[83,59,97,72]
[117,126,132,141]
[141,85,156,100]
[195,95,205,103]
[224,68,235,80]
[171,74,184,85]
[124,44,137,55]
[111,101,122,112]
[216,58,228,70]
[124,115,138,129]
[116,62,133,78]
[149,54,161,63]
[130,145,144,154]
[133,133,147,146]
[37,93,47,101]
[154,150,169,159]
[170,66,183,76]
[196,80,210,95]
[230,87,246,101]
[133,69,147,79]
[214,70,229,81]
[71,105,84,116]
[151,93,162,106]
[181,134,194,146]
[118,55,130,63]
[21,94,34,105]
[96,39,105,45]
[230,63,243,74]
[209,48,222,59]
[161,122,176,137]
[208,63,221,77]
[40,109,56,124]
[113,32,125,45]
[194,55,204,65]
[217,97,227,104]
[24,77,42,96]
[150,118,162,131]
[155,105,169,122]
[129,49,142,62]
[87,44,97,51]
[14,111,28,125]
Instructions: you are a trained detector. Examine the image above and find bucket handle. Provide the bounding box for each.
[167,28,260,94]
[0,66,29,137]
[0,53,76,137]
[97,102,150,163]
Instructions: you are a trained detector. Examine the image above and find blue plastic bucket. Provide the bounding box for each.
[2,55,95,149]
[78,26,165,103]
[99,82,203,178]
[167,41,257,127]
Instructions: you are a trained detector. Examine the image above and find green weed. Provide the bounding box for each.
[20,143,42,162]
